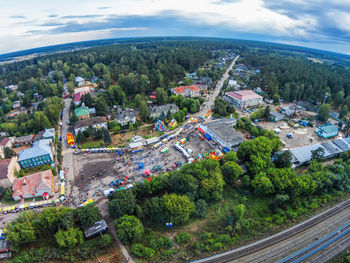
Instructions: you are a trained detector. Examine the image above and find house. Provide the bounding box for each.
[74,116,108,134]
[198,77,212,86]
[0,157,20,188]
[194,83,208,92]
[315,124,339,138]
[89,108,96,115]
[149,104,179,119]
[75,76,85,87]
[224,90,263,109]
[74,105,90,120]
[280,105,303,117]
[269,112,285,122]
[0,239,11,260]
[18,139,53,169]
[116,108,138,126]
[172,85,200,97]
[14,134,33,147]
[228,80,237,88]
[74,86,91,95]
[33,128,55,142]
[12,101,20,109]
[12,169,55,201]
[84,220,108,238]
[74,92,83,106]
[5,85,18,92]
[0,137,13,159]
[199,118,243,150]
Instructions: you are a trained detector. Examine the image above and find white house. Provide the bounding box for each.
[224,90,263,109]
[74,116,108,134]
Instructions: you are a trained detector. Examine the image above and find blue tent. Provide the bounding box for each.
[138,162,144,169]
[222,147,230,153]
[204,134,212,140]
[117,150,123,155]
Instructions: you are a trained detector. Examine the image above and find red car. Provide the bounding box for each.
[200,137,205,141]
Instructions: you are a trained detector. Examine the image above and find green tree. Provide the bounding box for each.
[155,88,168,104]
[4,147,15,159]
[102,128,112,144]
[74,204,102,229]
[275,150,292,168]
[251,174,275,195]
[194,199,208,219]
[162,193,195,225]
[55,227,83,248]
[333,91,345,108]
[221,161,244,185]
[175,232,191,245]
[340,105,348,119]
[108,190,136,219]
[223,151,238,163]
[272,94,280,104]
[115,215,144,244]
[139,100,150,121]
[311,147,325,162]
[317,104,331,122]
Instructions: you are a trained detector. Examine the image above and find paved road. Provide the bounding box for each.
[200,55,239,117]
[61,98,75,199]
[191,199,350,263]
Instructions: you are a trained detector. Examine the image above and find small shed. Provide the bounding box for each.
[269,112,284,122]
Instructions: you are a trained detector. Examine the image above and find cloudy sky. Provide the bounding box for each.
[1,0,350,54]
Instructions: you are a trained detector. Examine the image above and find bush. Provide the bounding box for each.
[149,236,173,249]
[131,244,155,259]
[176,232,191,245]
[194,199,208,218]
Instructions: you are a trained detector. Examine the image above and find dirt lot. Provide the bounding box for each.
[258,120,344,149]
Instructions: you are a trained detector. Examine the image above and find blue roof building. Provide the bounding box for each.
[18,139,53,169]
[315,124,339,138]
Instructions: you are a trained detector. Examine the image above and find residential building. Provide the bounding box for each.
[228,79,237,88]
[116,108,138,126]
[269,112,285,122]
[74,105,90,120]
[12,169,55,201]
[33,128,55,143]
[18,139,53,169]
[14,135,33,147]
[74,116,107,134]
[149,104,179,119]
[74,86,91,95]
[280,105,303,117]
[315,124,339,138]
[194,83,208,92]
[0,137,12,159]
[224,90,263,109]
[0,157,20,188]
[12,101,20,109]
[75,76,85,87]
[172,85,201,97]
[84,220,108,238]
[199,118,243,150]
[74,92,83,106]
[5,85,18,92]
[89,108,96,115]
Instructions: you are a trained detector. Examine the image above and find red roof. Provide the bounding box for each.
[173,85,200,94]
[149,95,156,99]
[0,158,11,180]
[226,90,262,101]
[74,92,83,102]
[0,137,10,147]
[12,170,54,199]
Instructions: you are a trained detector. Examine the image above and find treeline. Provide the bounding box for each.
[243,53,350,108]
[7,204,112,263]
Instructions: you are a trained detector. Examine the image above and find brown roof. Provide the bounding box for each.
[74,116,107,129]
[0,159,11,180]
[0,137,10,147]
[15,135,33,143]
[12,170,54,199]
[33,130,45,142]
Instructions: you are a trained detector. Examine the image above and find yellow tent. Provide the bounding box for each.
[60,185,65,196]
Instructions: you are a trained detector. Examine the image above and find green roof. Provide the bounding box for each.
[75,106,90,117]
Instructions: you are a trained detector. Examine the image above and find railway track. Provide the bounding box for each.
[280,222,350,263]
[190,198,350,263]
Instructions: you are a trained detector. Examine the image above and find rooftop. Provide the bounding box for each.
[0,158,11,180]
[226,90,262,101]
[18,139,52,162]
[173,85,200,94]
[75,106,90,117]
[12,169,54,199]
[149,104,179,114]
[84,219,108,238]
[316,124,339,135]
[0,137,11,147]
[74,116,107,129]
[15,134,33,143]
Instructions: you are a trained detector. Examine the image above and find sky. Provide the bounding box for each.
[1,0,350,55]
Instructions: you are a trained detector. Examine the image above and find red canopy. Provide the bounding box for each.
[144,169,151,176]
[197,127,204,133]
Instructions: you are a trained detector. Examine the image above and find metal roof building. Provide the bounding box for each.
[315,124,339,138]
[84,219,108,238]
[287,137,350,167]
